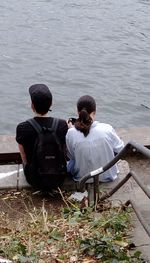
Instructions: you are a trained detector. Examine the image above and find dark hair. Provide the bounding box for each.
[75,95,96,137]
[33,96,52,115]
[29,84,52,115]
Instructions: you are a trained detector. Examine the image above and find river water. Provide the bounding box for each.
[1,0,150,135]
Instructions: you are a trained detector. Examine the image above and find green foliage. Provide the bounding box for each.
[0,196,144,262]
[79,236,131,261]
[2,239,27,259]
[50,229,63,241]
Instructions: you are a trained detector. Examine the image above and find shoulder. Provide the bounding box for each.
[16,120,35,133]
[92,121,113,132]
[66,126,77,136]
[55,118,68,133]
[90,121,119,141]
[57,118,68,128]
[66,127,83,144]
[16,120,36,144]
[53,118,68,143]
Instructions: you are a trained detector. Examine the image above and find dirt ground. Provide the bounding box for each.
[0,189,66,226]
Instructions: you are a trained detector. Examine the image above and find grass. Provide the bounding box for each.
[0,189,144,263]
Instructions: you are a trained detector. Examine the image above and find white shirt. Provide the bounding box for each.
[66,121,124,182]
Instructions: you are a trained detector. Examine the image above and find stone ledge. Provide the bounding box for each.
[117,126,150,147]
[0,126,150,154]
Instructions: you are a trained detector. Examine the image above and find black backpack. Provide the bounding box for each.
[27,118,66,190]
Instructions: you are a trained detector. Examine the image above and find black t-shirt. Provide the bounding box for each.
[16,117,68,164]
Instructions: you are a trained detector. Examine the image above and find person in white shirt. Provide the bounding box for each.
[66,95,124,184]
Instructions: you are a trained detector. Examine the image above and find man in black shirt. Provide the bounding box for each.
[16,84,68,187]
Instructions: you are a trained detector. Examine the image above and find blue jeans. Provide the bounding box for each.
[67,160,75,174]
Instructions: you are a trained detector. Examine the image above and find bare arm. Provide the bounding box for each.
[18,144,27,165]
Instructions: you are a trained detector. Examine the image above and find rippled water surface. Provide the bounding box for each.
[1,0,150,134]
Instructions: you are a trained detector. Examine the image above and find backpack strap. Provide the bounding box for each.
[51,118,64,166]
[51,118,59,132]
[27,118,42,134]
[27,118,59,133]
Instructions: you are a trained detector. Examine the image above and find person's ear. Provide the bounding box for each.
[31,102,35,112]
[49,103,52,112]
[91,111,96,120]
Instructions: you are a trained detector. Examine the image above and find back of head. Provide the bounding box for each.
[29,84,52,115]
[75,95,96,137]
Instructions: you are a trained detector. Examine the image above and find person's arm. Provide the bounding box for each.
[109,127,124,154]
[18,144,27,165]
[66,129,76,174]
[66,129,75,160]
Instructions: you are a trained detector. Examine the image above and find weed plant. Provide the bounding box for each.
[0,190,144,263]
